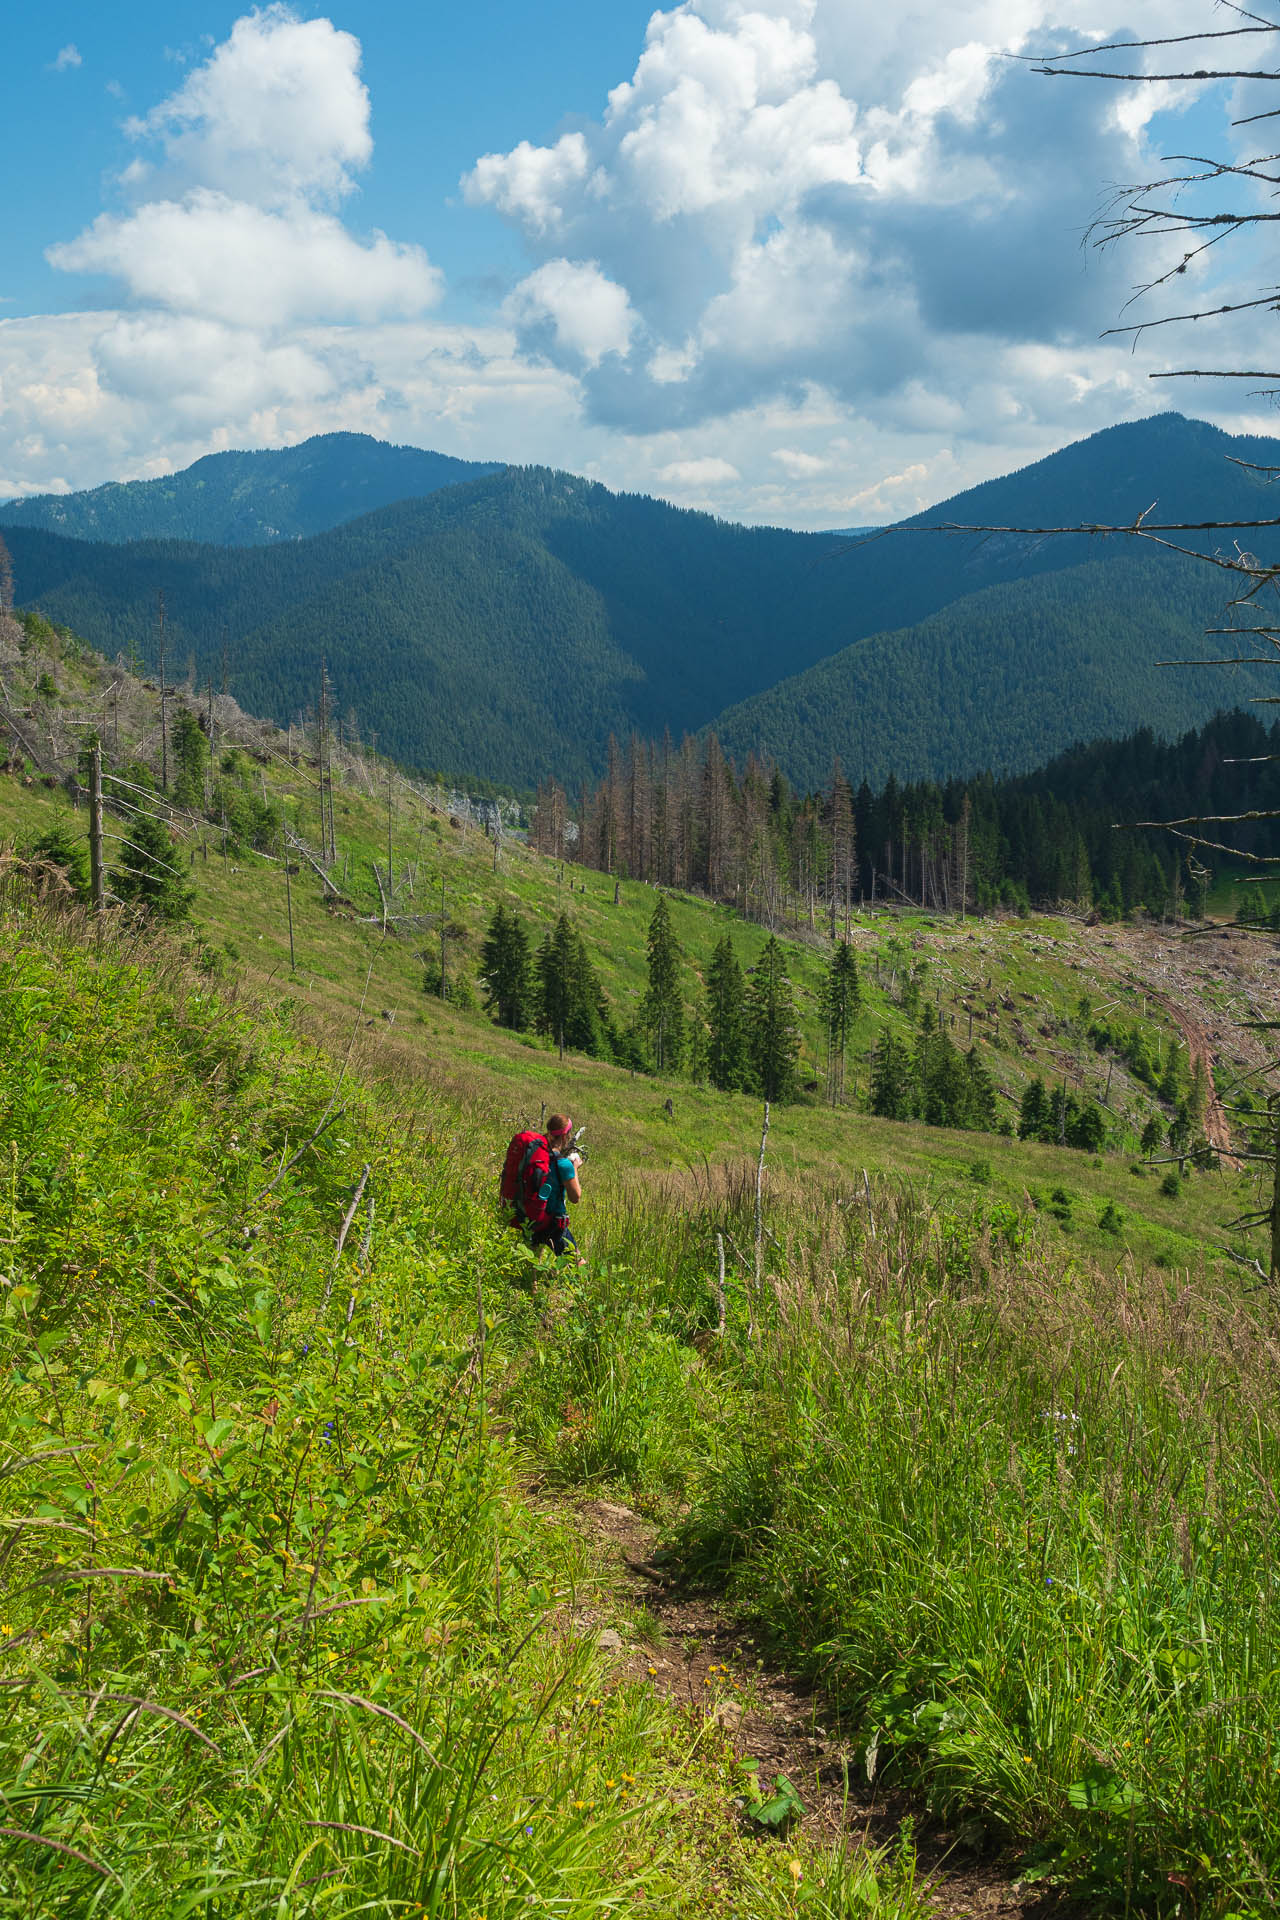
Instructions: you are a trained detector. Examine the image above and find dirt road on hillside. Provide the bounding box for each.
[1083,921,1280,1169]
[1143,988,1238,1165]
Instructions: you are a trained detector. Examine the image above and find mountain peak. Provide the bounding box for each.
[1,437,505,547]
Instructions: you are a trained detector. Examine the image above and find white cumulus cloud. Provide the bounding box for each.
[506,261,636,368]
[123,4,372,206]
[27,4,450,489]
[50,194,441,329]
[460,0,1248,463]
[10,0,1274,528]
[51,45,82,73]
[658,455,740,485]
[465,134,592,235]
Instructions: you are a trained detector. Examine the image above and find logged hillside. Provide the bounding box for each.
[4,413,1280,789]
[0,432,504,545]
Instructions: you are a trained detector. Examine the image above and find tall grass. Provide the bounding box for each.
[509,1166,1280,1914]
[0,879,924,1917]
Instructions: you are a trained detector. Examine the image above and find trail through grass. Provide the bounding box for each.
[0,880,923,1917]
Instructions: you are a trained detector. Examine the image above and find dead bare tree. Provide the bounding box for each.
[1027,8,1280,1259]
[1030,14,1280,397]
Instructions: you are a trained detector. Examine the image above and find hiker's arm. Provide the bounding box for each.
[563,1155,582,1205]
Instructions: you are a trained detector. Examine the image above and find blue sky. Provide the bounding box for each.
[6,2,658,319]
[1,2,1266,527]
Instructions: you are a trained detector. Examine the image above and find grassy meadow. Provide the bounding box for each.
[3,864,1278,1913]
[0,879,931,1916]
[3,623,1279,1912]
[0,732,1266,1280]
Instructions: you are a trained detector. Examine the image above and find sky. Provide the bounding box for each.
[1,0,1273,528]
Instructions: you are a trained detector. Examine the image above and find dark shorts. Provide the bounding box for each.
[531,1218,577,1257]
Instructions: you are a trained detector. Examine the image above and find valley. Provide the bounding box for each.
[5,413,1280,791]
[3,430,1280,1918]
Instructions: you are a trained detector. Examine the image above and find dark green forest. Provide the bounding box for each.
[711,550,1253,790]
[553,709,1280,921]
[5,412,1279,791]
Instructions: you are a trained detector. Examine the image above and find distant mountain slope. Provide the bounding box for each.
[3,413,1278,789]
[1,434,504,545]
[709,551,1264,791]
[0,470,838,786]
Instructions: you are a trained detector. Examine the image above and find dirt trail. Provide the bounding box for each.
[1145,989,1238,1165]
[567,1496,1070,1920]
[1076,920,1280,1168]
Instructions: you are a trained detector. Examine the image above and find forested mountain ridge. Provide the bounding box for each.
[711,549,1265,791]
[3,412,1278,790]
[0,433,504,545]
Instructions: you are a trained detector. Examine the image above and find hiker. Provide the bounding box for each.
[533,1113,582,1257]
[499,1112,583,1258]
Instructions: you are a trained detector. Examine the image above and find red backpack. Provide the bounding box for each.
[500,1131,553,1231]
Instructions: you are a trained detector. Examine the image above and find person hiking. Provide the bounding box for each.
[499,1112,584,1257]
[531,1112,582,1258]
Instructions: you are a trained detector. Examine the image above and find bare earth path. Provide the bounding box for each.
[1081,919,1280,1168]
[563,1495,1072,1920]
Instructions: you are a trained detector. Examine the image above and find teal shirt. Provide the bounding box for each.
[539,1154,576,1221]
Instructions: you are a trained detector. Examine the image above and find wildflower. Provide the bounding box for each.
[1022,1755,1032,1764]
[0,1625,12,1639]
[789,1860,802,1884]
[647,1665,657,1676]
[606,1779,616,1789]
[524,1824,533,1836]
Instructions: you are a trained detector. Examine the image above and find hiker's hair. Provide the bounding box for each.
[547,1113,570,1138]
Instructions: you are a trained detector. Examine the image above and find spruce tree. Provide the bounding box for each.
[109,811,193,923]
[869,1029,914,1120]
[536,915,610,1059]
[961,1048,998,1131]
[821,940,861,1105]
[479,903,531,1030]
[687,995,711,1085]
[641,895,684,1072]
[1019,1078,1049,1141]
[536,917,573,1057]
[745,936,800,1102]
[171,706,208,811]
[27,823,91,900]
[564,925,610,1056]
[704,934,748,1091]
[1068,1103,1107,1152]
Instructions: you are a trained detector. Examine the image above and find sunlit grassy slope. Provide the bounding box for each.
[6,858,1279,1915]
[2,720,1268,1277]
[0,880,927,1917]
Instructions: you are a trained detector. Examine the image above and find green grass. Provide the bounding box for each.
[0,882,927,1917]
[2,742,1258,1277]
[502,1168,1280,1916]
[3,844,1278,1910]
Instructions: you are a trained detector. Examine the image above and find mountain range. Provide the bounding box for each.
[3,413,1276,792]
[2,435,503,546]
